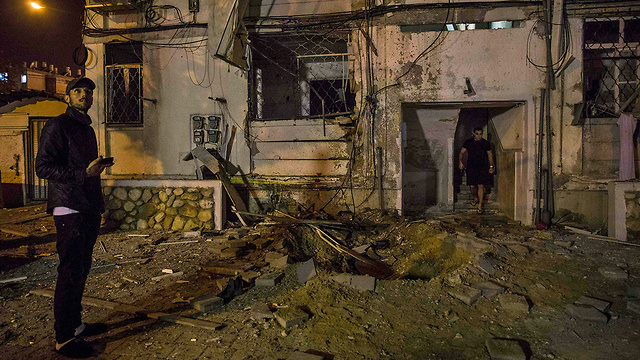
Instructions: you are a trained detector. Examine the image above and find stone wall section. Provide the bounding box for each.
[103,186,217,231]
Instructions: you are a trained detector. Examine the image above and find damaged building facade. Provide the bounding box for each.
[76,0,639,233]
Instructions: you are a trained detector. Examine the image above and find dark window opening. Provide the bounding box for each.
[105,42,143,126]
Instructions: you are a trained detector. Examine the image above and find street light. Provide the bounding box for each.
[30,2,44,9]
[28,1,72,13]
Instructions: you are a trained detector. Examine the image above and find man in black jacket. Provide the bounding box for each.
[36,77,112,358]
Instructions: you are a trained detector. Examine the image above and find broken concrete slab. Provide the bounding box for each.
[574,296,611,313]
[227,239,247,249]
[485,338,527,360]
[211,244,228,254]
[297,259,317,284]
[275,307,310,328]
[286,351,324,360]
[192,294,224,313]
[256,271,284,287]
[473,281,506,299]
[265,251,284,262]
[498,294,530,312]
[507,244,530,255]
[447,285,482,305]
[251,302,273,320]
[598,266,628,279]
[332,274,376,292]
[477,254,499,276]
[564,304,608,323]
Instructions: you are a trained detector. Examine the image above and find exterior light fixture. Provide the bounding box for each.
[30,2,44,9]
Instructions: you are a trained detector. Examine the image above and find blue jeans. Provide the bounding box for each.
[53,212,101,343]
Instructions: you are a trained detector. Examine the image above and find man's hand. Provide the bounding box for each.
[459,161,465,170]
[86,156,111,177]
[489,166,495,174]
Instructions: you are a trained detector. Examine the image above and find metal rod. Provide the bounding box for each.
[536,88,545,224]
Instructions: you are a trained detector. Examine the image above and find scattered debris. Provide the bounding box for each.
[151,271,184,281]
[192,294,224,313]
[275,307,310,328]
[485,338,527,360]
[332,274,376,292]
[256,272,284,287]
[297,259,317,284]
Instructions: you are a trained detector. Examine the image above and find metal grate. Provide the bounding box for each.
[583,17,640,117]
[250,33,355,121]
[27,118,49,201]
[106,64,143,126]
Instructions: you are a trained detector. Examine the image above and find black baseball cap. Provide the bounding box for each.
[66,77,96,94]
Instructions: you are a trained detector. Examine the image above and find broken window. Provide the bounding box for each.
[105,42,143,126]
[583,17,640,117]
[249,33,355,121]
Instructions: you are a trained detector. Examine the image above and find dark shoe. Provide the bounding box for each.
[76,322,108,338]
[55,338,94,358]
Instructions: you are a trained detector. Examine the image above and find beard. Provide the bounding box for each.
[70,98,92,111]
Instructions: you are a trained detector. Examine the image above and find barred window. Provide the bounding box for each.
[583,17,640,117]
[250,33,355,121]
[105,42,143,126]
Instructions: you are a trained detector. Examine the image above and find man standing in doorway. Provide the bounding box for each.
[36,77,112,358]
[459,127,494,214]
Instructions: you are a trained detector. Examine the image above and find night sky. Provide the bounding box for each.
[0,0,85,73]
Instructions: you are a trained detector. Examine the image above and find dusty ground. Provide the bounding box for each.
[1,205,639,360]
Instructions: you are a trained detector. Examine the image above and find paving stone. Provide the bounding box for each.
[498,294,530,312]
[333,274,376,292]
[574,296,611,313]
[626,299,640,315]
[485,338,527,360]
[191,294,224,313]
[297,259,317,284]
[270,254,289,268]
[251,302,273,320]
[598,266,628,279]
[477,254,499,275]
[447,285,482,305]
[564,304,608,323]
[287,351,325,360]
[275,307,310,328]
[256,271,284,286]
[220,247,241,259]
[473,281,506,299]
[211,244,228,254]
[227,239,247,248]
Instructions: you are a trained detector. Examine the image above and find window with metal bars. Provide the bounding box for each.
[583,17,640,117]
[249,33,355,121]
[105,42,143,126]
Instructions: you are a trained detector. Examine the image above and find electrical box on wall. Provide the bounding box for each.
[191,114,222,148]
[189,0,199,12]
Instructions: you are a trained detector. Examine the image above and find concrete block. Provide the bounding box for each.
[265,251,284,262]
[485,338,527,360]
[287,352,324,360]
[251,302,273,320]
[473,281,506,299]
[208,236,228,245]
[564,304,608,323]
[256,271,284,287]
[252,238,272,249]
[447,285,482,305]
[598,266,628,279]
[297,259,317,284]
[627,300,640,314]
[498,294,530,312]
[192,295,224,313]
[477,254,499,275]
[332,274,376,292]
[220,247,240,259]
[574,296,611,313]
[275,307,309,328]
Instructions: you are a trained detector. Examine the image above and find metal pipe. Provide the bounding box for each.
[377,146,384,211]
[536,88,545,224]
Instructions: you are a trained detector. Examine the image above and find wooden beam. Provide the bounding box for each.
[191,146,250,226]
[30,288,224,331]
